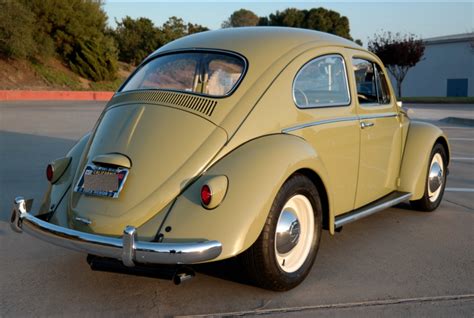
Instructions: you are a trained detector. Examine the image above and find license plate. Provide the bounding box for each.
[74,164,129,198]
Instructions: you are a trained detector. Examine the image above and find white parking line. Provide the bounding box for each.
[451,157,474,161]
[445,188,474,193]
[449,138,474,141]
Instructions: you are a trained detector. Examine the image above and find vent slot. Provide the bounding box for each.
[108,91,218,117]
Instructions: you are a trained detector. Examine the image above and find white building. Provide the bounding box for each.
[394,33,474,97]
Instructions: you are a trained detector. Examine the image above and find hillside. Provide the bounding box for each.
[0,58,133,91]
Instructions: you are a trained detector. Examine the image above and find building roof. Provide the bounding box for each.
[424,32,474,45]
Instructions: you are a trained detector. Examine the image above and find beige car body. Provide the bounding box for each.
[34,27,449,262]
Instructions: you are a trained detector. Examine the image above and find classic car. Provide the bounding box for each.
[10,27,450,291]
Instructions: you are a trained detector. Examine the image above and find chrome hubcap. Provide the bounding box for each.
[428,162,442,193]
[275,194,314,273]
[276,210,301,254]
[428,153,444,202]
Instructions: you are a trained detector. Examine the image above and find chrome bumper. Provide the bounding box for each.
[10,197,222,267]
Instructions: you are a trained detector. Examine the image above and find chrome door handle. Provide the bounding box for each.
[360,121,375,129]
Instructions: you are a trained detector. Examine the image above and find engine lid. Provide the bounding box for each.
[68,103,227,235]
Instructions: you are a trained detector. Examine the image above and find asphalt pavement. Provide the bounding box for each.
[0,101,473,317]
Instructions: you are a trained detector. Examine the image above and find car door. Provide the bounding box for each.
[290,51,360,215]
[350,54,402,208]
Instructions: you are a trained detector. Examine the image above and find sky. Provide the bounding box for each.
[103,1,474,45]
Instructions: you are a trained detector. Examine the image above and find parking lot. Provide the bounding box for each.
[0,101,473,317]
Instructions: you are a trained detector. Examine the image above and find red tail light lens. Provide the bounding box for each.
[201,185,212,206]
[46,164,54,182]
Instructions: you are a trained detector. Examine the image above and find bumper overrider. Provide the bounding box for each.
[10,197,222,267]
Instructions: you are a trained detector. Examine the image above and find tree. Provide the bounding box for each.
[110,16,208,64]
[0,1,38,59]
[186,23,209,35]
[368,31,425,97]
[113,16,161,65]
[160,17,208,44]
[257,7,360,43]
[24,0,118,81]
[222,9,259,28]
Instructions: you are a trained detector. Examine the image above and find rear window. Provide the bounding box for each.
[120,52,246,97]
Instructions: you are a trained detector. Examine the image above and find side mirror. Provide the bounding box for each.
[396,101,403,108]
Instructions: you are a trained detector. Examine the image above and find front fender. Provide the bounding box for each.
[159,134,331,261]
[399,121,450,200]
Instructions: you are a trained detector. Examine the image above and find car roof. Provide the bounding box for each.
[150,27,361,62]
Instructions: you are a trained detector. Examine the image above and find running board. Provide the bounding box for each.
[335,192,412,228]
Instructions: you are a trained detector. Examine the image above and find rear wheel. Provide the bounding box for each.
[410,143,447,211]
[240,174,322,291]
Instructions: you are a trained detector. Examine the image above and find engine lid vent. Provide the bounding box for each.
[108,90,217,117]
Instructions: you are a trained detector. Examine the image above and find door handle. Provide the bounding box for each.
[360,121,375,129]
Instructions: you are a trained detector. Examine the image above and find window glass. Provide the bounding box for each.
[375,66,391,104]
[353,58,378,104]
[206,56,244,96]
[293,55,350,108]
[353,58,391,105]
[121,52,245,97]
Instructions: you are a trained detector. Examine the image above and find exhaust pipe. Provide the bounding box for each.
[173,267,195,285]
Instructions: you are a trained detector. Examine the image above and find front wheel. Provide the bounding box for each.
[240,174,322,291]
[410,143,447,211]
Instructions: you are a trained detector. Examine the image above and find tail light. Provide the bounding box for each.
[201,185,212,206]
[46,164,54,182]
[199,176,228,209]
[46,157,71,184]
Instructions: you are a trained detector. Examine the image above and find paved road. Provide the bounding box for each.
[0,101,473,317]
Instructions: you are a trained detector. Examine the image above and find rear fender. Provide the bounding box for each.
[44,132,91,226]
[398,121,450,200]
[159,134,331,261]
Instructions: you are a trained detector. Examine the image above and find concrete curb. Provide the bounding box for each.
[440,117,474,127]
[0,90,114,101]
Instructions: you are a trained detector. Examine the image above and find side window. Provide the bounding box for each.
[353,58,391,105]
[293,54,350,108]
[375,66,391,104]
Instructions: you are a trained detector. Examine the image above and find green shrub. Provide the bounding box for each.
[0,1,37,59]
[24,0,118,81]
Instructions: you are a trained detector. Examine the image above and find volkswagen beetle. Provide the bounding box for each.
[11,27,450,291]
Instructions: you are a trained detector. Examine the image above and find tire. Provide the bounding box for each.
[240,174,322,291]
[410,143,447,212]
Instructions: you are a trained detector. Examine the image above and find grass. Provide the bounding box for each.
[400,96,474,104]
[30,60,83,90]
[88,77,125,91]
[30,59,127,91]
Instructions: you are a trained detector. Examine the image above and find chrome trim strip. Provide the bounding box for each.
[359,112,398,120]
[282,112,398,133]
[334,192,411,228]
[11,197,222,266]
[282,116,359,133]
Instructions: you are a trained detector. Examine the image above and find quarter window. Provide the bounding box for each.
[352,58,391,105]
[293,55,350,108]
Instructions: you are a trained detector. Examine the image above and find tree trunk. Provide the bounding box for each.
[397,79,402,97]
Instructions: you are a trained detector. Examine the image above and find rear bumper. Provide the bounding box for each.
[10,197,222,267]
